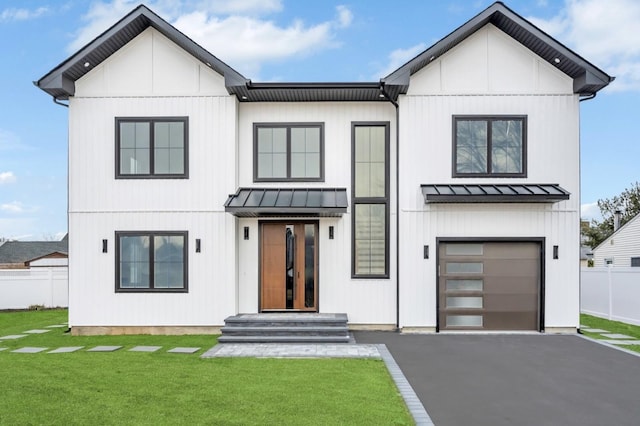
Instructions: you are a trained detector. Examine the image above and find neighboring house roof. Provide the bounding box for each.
[225,188,348,217]
[593,212,640,252]
[421,183,570,203]
[35,2,612,103]
[0,238,68,266]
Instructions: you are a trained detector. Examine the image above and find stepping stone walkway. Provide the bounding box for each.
[0,324,203,355]
[581,326,640,346]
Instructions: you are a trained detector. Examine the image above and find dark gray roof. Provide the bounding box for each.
[383,1,613,96]
[36,2,611,103]
[35,5,247,100]
[0,238,68,265]
[225,188,348,217]
[421,183,570,203]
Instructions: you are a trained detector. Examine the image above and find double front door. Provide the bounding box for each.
[260,222,318,311]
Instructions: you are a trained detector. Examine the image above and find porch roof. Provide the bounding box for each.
[224,187,348,217]
[420,183,570,203]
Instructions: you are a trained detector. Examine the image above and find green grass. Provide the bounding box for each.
[0,309,412,425]
[580,313,640,353]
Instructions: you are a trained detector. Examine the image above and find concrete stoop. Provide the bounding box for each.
[219,313,350,343]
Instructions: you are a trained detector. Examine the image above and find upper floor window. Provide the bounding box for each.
[116,117,188,178]
[453,116,526,177]
[254,123,323,181]
[352,123,389,278]
[116,231,188,292]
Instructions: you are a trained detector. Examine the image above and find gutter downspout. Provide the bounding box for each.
[53,97,69,108]
[579,93,596,103]
[379,83,401,330]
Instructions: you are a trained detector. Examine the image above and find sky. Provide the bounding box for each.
[1,0,639,240]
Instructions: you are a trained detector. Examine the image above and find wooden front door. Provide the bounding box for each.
[260,222,317,311]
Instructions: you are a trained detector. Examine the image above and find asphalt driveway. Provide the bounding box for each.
[353,332,640,426]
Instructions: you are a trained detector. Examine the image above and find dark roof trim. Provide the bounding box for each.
[224,187,348,217]
[421,183,570,203]
[383,1,613,96]
[226,81,395,102]
[36,5,247,100]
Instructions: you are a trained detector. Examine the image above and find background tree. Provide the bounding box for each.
[583,181,640,248]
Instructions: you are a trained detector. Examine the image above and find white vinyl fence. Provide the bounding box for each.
[0,267,68,310]
[581,267,640,326]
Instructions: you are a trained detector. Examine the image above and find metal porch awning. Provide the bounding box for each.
[224,187,348,217]
[420,184,570,203]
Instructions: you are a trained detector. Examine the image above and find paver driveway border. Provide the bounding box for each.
[354,332,640,426]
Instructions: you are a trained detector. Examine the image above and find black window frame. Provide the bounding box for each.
[452,115,527,178]
[115,231,188,293]
[253,123,325,182]
[631,257,640,267]
[115,117,189,179]
[351,122,390,279]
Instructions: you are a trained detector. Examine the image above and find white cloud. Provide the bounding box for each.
[67,1,353,78]
[0,6,48,22]
[335,5,353,29]
[0,172,16,184]
[376,43,427,79]
[528,0,640,92]
[1,201,25,214]
[581,202,602,221]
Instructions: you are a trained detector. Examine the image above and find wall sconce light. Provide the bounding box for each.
[424,245,429,259]
[244,226,250,240]
[553,245,559,259]
[329,226,334,239]
[102,239,108,253]
[195,239,201,253]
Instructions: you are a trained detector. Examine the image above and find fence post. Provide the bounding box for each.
[607,265,613,321]
[48,267,54,308]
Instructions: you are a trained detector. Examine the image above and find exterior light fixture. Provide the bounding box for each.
[554,57,561,64]
[244,226,250,240]
[102,239,108,253]
[195,239,201,253]
[84,61,90,68]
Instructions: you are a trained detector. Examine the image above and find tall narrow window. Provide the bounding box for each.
[352,123,389,278]
[116,231,188,292]
[453,116,526,177]
[116,117,188,178]
[254,123,323,181]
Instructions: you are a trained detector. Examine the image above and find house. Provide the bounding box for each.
[35,2,612,335]
[0,235,68,269]
[591,213,640,267]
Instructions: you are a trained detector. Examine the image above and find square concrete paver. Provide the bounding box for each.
[581,328,609,333]
[23,329,51,334]
[12,347,48,353]
[0,334,28,340]
[601,333,635,339]
[601,340,640,345]
[46,324,68,328]
[0,348,7,352]
[130,346,162,352]
[168,347,200,354]
[87,345,122,352]
[48,347,84,353]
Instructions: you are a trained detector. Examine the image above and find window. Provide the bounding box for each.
[352,123,389,278]
[116,231,188,292]
[631,257,640,267]
[116,117,188,178]
[453,116,526,177]
[254,123,323,181]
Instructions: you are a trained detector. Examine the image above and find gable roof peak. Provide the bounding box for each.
[382,1,613,96]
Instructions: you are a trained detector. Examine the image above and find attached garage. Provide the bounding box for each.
[437,240,543,331]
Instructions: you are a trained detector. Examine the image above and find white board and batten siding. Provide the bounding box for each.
[68,27,238,328]
[236,102,398,325]
[592,214,640,267]
[397,24,581,329]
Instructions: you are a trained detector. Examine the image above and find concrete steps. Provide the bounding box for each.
[219,313,349,343]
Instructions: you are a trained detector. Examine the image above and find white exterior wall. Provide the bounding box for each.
[592,215,640,267]
[68,28,238,328]
[236,102,397,325]
[398,24,581,329]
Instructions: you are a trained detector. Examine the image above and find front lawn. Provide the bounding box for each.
[0,309,411,425]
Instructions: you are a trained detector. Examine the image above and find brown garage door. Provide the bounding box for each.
[438,242,541,331]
